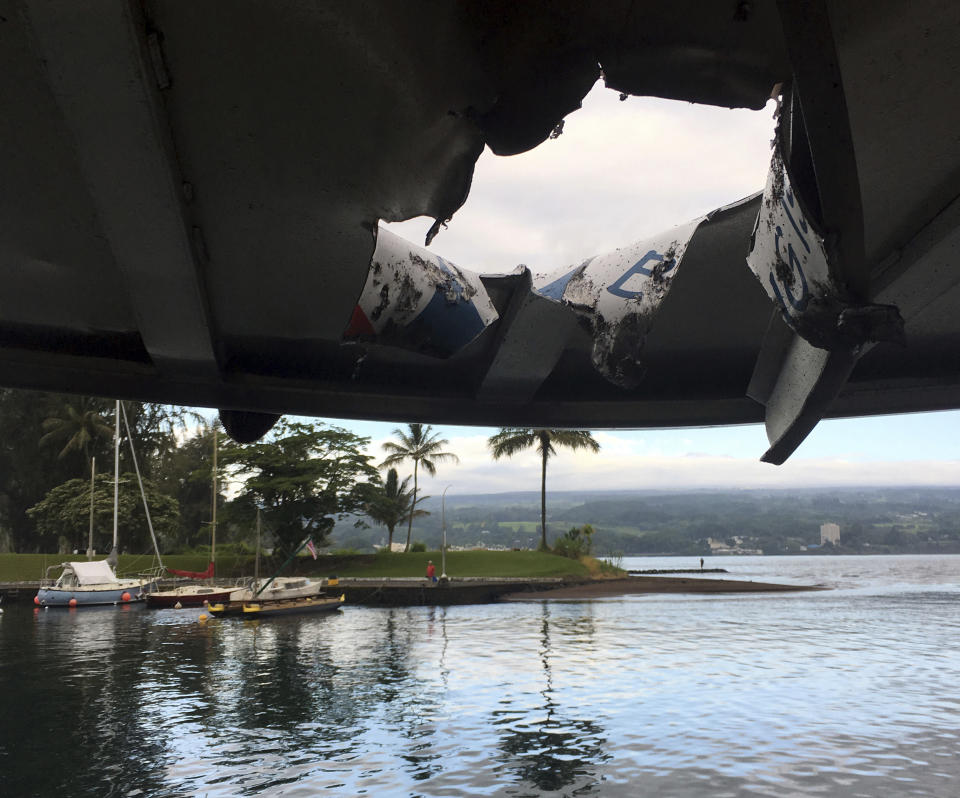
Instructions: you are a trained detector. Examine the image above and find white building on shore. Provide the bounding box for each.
[820,523,841,546]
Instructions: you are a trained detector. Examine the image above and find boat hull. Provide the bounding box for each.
[145,587,232,608]
[36,580,156,607]
[208,595,344,618]
[227,577,324,603]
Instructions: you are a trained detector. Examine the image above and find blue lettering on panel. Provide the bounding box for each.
[770,224,809,317]
[606,249,671,299]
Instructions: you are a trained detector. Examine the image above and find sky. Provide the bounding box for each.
[302,82,960,498]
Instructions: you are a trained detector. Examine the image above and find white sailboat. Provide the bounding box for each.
[35,401,159,607]
[207,513,329,616]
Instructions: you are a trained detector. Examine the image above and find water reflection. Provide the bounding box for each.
[7,607,171,797]
[2,556,960,796]
[495,603,609,793]
[375,609,444,783]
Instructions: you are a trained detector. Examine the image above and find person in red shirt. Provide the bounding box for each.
[426,560,437,583]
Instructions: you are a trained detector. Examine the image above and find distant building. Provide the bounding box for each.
[706,537,763,555]
[820,523,841,545]
[374,542,407,552]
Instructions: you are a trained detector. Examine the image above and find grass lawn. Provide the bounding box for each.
[0,549,615,583]
[311,550,595,579]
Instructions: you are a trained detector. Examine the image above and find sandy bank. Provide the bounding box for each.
[502,575,824,600]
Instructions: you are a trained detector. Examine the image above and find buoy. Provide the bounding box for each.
[34,596,40,606]
[121,592,131,602]
[69,598,77,608]
[198,613,208,622]
[174,601,182,609]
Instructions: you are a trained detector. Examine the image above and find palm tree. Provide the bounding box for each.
[365,468,428,550]
[39,397,113,464]
[381,423,458,552]
[487,428,600,550]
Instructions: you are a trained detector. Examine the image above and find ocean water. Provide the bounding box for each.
[1,554,958,797]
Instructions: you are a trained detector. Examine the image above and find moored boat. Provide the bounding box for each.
[208,593,344,618]
[35,560,155,607]
[35,400,163,608]
[228,576,324,603]
[145,584,233,608]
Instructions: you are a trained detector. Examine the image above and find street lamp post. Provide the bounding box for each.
[441,485,451,579]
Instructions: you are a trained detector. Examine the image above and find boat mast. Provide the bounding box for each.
[87,456,95,559]
[119,402,165,570]
[211,424,217,580]
[254,508,261,587]
[108,399,120,567]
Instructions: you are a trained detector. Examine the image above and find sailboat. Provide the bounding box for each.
[35,401,160,607]
[146,425,233,608]
[207,514,336,617]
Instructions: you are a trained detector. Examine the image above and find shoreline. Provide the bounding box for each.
[1,574,823,607]
[502,575,824,600]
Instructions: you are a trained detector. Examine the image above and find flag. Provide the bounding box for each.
[305,538,318,560]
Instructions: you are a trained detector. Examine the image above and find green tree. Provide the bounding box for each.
[365,468,428,550]
[0,390,207,552]
[0,390,90,551]
[380,423,458,552]
[155,422,226,551]
[27,473,179,555]
[121,403,204,479]
[487,428,600,550]
[225,420,378,556]
[39,396,114,466]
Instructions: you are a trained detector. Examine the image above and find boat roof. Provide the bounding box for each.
[65,561,120,586]
[2,3,959,461]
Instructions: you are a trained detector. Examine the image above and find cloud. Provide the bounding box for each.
[383,85,777,275]
[363,429,960,497]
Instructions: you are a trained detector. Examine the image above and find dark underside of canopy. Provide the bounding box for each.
[2,1,959,457]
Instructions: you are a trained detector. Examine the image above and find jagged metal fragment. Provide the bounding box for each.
[747,150,903,350]
[532,220,702,388]
[343,227,498,357]
[746,150,846,349]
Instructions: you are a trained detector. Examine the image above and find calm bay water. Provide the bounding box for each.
[2,555,959,797]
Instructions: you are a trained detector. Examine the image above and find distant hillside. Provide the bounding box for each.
[332,486,960,556]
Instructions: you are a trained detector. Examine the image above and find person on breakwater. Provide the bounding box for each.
[700,557,704,571]
[426,560,437,583]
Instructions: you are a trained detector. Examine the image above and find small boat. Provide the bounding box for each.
[228,576,324,603]
[36,560,153,607]
[208,593,345,618]
[208,577,327,616]
[144,583,233,608]
[203,510,327,615]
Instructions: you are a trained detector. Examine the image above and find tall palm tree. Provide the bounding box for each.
[381,423,458,552]
[365,468,428,550]
[39,397,113,464]
[487,428,600,550]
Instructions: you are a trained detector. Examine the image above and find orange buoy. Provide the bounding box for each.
[198,613,208,622]
[69,598,77,607]
[121,592,131,602]
[34,596,40,605]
